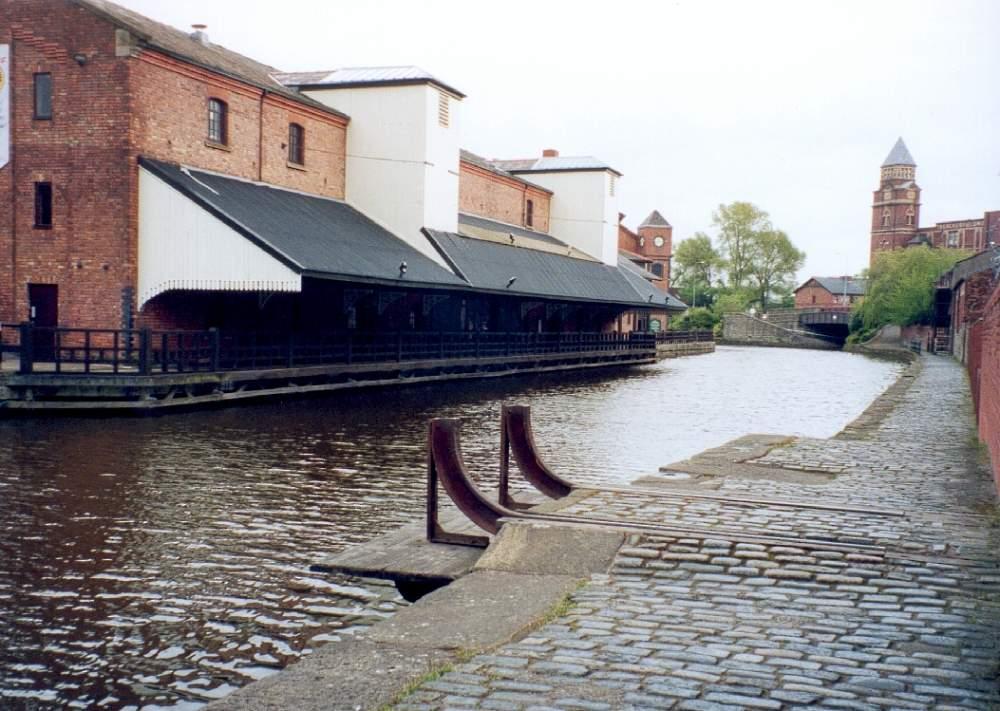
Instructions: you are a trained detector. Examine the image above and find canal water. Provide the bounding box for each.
[0,346,901,709]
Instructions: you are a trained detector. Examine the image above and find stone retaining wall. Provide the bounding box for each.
[655,341,715,359]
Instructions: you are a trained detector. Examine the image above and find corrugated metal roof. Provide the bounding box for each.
[882,137,916,167]
[74,0,346,119]
[274,65,465,98]
[458,213,566,247]
[139,158,466,290]
[425,230,683,309]
[492,156,622,177]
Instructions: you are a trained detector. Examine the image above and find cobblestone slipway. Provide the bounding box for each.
[396,356,1000,710]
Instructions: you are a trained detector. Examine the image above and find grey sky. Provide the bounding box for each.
[118,0,999,282]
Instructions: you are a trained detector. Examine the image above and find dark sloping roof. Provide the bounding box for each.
[798,276,867,296]
[882,137,916,167]
[275,65,465,99]
[458,213,565,247]
[639,210,672,229]
[459,150,553,194]
[424,230,683,309]
[74,0,345,119]
[618,257,687,310]
[140,158,465,289]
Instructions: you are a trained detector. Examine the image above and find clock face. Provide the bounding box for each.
[653,236,665,248]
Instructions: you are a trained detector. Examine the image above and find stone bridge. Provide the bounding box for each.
[721,310,845,349]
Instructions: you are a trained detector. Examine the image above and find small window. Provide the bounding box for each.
[437,91,449,127]
[811,295,817,304]
[288,123,304,165]
[947,230,959,247]
[905,209,914,226]
[651,262,664,277]
[34,73,52,120]
[883,189,891,201]
[207,98,228,145]
[525,199,534,227]
[34,182,53,228]
[882,208,891,227]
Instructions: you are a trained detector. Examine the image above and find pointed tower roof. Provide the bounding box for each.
[639,210,671,229]
[882,137,916,167]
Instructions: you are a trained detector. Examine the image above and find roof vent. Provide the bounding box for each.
[190,24,209,45]
[542,149,559,158]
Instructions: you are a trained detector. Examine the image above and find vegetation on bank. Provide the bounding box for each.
[847,246,969,342]
[671,201,805,330]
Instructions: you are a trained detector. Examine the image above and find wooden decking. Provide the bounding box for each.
[0,347,656,412]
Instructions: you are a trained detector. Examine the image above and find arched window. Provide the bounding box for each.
[882,208,891,227]
[288,123,305,165]
[525,199,534,227]
[651,262,664,277]
[905,209,914,226]
[207,98,228,145]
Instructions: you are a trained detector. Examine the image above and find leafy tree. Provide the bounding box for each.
[746,229,805,311]
[712,202,771,289]
[673,232,722,307]
[852,246,969,336]
[671,307,717,331]
[712,288,757,317]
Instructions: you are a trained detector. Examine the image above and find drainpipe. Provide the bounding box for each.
[258,90,265,182]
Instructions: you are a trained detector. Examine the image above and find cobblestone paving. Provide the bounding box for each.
[395,357,1000,710]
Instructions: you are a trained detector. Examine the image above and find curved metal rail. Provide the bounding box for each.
[499,404,575,509]
[426,417,882,552]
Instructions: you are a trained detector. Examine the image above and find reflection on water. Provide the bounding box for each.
[0,346,901,708]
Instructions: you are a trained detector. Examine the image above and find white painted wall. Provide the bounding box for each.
[524,170,621,265]
[137,168,301,309]
[303,83,460,267]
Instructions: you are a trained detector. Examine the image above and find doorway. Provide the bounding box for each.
[28,283,58,361]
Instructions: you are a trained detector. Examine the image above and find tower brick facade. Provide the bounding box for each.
[869,138,921,261]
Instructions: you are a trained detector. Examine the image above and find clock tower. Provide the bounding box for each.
[870,137,921,264]
[637,210,673,288]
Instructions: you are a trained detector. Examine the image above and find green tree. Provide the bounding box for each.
[746,229,805,311]
[673,232,722,307]
[671,306,717,331]
[712,288,757,317]
[712,202,771,289]
[853,246,969,336]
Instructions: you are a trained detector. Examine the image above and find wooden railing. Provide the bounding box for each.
[9,324,656,376]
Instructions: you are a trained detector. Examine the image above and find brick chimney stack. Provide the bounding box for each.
[542,149,559,158]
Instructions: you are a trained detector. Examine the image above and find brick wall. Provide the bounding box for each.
[794,286,840,309]
[458,160,550,233]
[131,53,347,199]
[972,279,1000,490]
[0,1,133,329]
[0,1,348,332]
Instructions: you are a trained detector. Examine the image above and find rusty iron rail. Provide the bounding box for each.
[499,404,574,509]
[425,418,888,551]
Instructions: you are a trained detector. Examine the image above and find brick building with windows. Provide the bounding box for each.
[0,0,683,345]
[869,137,999,264]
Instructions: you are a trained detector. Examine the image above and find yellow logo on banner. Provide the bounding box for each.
[0,66,5,92]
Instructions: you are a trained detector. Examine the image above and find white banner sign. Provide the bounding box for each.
[0,45,9,170]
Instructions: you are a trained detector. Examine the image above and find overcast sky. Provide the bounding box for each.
[119,0,999,282]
